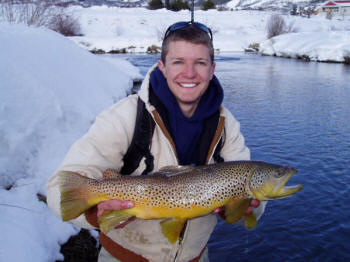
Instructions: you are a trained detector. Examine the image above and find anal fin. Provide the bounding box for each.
[160,218,186,244]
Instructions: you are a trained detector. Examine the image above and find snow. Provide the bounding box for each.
[68,7,350,62]
[260,31,350,62]
[0,22,139,261]
[0,6,349,262]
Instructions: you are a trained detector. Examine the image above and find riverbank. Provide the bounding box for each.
[259,31,350,64]
[68,6,350,64]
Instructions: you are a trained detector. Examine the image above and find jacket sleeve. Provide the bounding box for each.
[220,108,267,222]
[46,96,138,229]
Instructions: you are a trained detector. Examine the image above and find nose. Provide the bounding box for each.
[183,63,196,78]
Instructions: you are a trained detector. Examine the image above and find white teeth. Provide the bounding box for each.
[180,83,196,88]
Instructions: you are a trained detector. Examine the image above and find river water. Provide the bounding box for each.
[108,53,350,262]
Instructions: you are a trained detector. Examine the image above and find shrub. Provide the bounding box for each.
[202,0,216,11]
[147,45,161,54]
[266,14,295,39]
[148,0,164,10]
[344,56,350,64]
[49,12,81,36]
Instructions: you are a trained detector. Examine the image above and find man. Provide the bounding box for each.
[46,21,265,262]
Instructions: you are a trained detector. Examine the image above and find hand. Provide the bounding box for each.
[97,200,135,229]
[244,199,260,214]
[213,199,260,218]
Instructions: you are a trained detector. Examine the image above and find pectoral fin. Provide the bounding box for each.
[98,210,134,234]
[244,213,257,229]
[160,218,186,244]
[224,198,251,224]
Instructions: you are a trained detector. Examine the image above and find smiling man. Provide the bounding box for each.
[158,40,215,118]
[47,22,265,262]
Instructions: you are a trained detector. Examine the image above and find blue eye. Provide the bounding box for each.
[173,60,183,65]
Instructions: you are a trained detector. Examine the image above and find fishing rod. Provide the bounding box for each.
[191,0,194,22]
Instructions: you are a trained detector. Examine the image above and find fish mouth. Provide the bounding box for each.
[252,169,303,200]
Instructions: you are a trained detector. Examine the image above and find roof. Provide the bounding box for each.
[324,1,350,7]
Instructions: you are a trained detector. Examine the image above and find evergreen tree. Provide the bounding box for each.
[202,0,216,11]
[165,0,170,9]
[168,0,189,11]
[148,0,164,10]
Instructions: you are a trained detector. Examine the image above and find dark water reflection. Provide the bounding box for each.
[110,53,350,261]
[211,53,350,262]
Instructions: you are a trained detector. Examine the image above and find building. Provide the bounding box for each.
[322,0,350,18]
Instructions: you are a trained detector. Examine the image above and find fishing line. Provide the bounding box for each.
[0,203,39,213]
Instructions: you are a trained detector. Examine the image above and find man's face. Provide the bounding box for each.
[158,40,216,116]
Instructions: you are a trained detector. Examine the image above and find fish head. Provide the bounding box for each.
[249,163,303,201]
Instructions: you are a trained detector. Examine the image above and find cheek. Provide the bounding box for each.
[199,68,214,81]
[168,69,183,82]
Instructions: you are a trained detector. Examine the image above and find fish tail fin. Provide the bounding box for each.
[59,171,102,221]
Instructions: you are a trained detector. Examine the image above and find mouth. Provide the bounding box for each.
[179,82,198,88]
[252,169,303,200]
[266,169,303,200]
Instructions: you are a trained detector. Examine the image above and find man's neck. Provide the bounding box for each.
[179,103,198,118]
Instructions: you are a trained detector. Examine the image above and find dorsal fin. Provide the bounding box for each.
[158,165,196,177]
[103,168,121,179]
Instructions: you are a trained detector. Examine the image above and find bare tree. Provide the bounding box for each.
[0,0,81,36]
[0,0,58,26]
[266,14,294,39]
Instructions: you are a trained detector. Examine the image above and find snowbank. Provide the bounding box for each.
[0,23,137,188]
[0,23,139,262]
[259,31,350,63]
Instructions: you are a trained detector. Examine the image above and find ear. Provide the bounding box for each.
[210,62,216,80]
[157,60,167,78]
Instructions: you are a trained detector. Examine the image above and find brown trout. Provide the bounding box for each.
[60,161,303,243]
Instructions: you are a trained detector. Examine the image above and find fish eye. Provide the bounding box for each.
[274,168,285,178]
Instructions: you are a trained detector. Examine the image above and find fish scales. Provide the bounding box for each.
[86,162,254,211]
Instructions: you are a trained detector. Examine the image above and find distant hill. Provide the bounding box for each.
[60,0,327,10]
[225,0,326,10]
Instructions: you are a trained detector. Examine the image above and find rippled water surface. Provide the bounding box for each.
[110,53,350,262]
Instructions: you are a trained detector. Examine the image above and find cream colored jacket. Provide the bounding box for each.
[46,65,263,262]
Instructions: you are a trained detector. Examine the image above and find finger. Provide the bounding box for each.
[245,206,253,215]
[213,207,225,214]
[97,200,134,217]
[250,199,260,208]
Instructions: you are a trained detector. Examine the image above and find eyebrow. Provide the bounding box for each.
[169,57,210,62]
